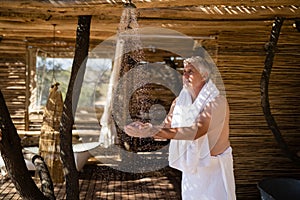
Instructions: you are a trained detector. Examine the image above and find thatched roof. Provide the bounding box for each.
[0,0,299,59]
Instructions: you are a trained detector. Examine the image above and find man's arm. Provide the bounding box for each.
[125,98,214,140]
[153,99,213,140]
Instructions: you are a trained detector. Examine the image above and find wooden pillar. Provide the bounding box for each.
[25,46,37,131]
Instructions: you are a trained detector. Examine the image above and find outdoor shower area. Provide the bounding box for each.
[0,1,300,199]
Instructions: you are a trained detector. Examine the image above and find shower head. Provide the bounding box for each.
[124,0,136,8]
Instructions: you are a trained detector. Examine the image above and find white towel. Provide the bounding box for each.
[171,79,219,128]
[99,39,124,148]
[169,79,219,174]
[181,147,236,200]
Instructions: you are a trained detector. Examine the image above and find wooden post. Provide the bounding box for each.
[59,15,91,200]
[25,46,38,131]
[260,17,300,164]
[0,91,50,200]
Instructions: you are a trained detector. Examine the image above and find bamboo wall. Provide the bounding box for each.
[0,55,27,130]
[0,19,299,199]
[218,19,300,199]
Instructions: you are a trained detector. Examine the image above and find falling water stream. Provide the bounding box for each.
[99,1,146,144]
[92,2,157,177]
[78,1,188,173]
[113,2,153,152]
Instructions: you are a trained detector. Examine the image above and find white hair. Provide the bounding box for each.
[183,55,215,82]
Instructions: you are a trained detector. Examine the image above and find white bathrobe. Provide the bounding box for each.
[169,80,236,200]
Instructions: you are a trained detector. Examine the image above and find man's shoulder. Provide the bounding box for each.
[206,95,228,111]
[215,95,228,104]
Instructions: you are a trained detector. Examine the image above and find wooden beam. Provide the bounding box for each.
[0,0,299,9]
[138,6,300,20]
[0,4,299,23]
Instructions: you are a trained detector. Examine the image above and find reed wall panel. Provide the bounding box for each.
[0,56,26,130]
[218,19,300,199]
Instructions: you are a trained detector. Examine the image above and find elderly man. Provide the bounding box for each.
[125,56,236,200]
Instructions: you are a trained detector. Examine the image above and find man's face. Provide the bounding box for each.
[182,63,205,92]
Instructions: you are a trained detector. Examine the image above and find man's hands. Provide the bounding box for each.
[124,121,160,138]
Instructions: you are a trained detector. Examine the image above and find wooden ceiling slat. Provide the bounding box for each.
[0,1,299,58]
[0,0,299,8]
[138,6,300,20]
[0,6,299,23]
